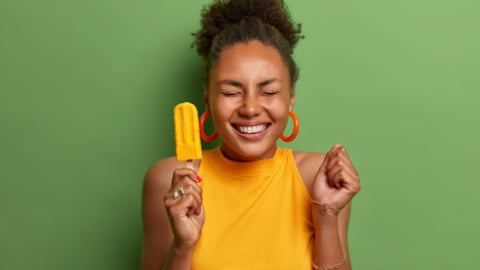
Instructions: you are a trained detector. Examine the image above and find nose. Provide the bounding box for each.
[238,92,261,117]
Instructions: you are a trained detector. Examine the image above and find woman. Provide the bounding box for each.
[140,0,361,269]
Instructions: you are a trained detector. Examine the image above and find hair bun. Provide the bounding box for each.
[193,0,302,59]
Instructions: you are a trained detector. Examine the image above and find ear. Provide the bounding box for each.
[289,88,295,111]
[203,86,210,111]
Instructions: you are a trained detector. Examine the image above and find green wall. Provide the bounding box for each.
[1,0,478,269]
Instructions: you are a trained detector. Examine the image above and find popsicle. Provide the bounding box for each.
[174,102,202,169]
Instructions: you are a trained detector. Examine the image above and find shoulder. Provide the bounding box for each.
[144,157,201,188]
[143,157,177,194]
[293,150,326,175]
[145,156,179,181]
[292,150,326,189]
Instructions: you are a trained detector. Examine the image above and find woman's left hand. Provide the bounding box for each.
[310,144,361,215]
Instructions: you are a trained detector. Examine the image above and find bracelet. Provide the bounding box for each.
[312,249,346,270]
[310,199,341,216]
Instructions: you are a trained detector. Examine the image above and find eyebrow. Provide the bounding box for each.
[218,80,243,87]
[218,79,281,88]
[258,79,281,87]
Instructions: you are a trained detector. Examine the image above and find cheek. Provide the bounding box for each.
[269,96,291,114]
[270,101,292,127]
[209,101,233,127]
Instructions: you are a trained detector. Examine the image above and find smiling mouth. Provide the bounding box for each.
[235,124,269,134]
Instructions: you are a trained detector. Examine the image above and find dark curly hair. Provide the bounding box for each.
[192,0,303,87]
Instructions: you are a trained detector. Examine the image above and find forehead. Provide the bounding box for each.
[210,40,290,83]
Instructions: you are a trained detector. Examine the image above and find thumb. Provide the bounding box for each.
[318,152,329,176]
[317,144,343,188]
[319,144,342,173]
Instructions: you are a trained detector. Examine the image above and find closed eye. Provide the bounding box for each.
[221,91,241,97]
[263,91,280,96]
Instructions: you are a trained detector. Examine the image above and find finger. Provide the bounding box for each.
[326,154,358,180]
[319,144,342,172]
[329,168,360,192]
[184,194,202,217]
[334,146,359,176]
[168,182,202,203]
[176,179,202,194]
[164,179,202,205]
[168,184,203,214]
[326,143,349,161]
[171,167,201,186]
[327,169,346,189]
[169,174,202,195]
[182,187,203,216]
[318,153,330,175]
[166,191,202,218]
[167,198,196,221]
[326,145,359,176]
[327,144,343,158]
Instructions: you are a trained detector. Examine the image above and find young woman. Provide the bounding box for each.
[140,1,361,269]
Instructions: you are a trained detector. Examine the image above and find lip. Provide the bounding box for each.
[231,122,271,140]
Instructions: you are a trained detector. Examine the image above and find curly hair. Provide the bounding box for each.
[192,0,303,87]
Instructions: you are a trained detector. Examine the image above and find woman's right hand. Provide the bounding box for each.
[163,167,205,250]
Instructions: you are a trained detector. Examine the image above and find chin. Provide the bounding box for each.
[222,142,276,162]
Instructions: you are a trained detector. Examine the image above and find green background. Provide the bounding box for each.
[1,0,478,269]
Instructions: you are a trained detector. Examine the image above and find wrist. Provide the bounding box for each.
[311,206,339,229]
[311,199,341,216]
[312,203,340,217]
[166,244,195,270]
[172,243,195,258]
[312,214,339,228]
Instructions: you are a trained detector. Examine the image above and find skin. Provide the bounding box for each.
[140,40,361,270]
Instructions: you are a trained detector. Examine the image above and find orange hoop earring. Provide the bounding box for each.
[199,111,218,142]
[280,111,299,142]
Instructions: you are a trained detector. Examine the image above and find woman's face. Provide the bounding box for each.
[206,40,294,162]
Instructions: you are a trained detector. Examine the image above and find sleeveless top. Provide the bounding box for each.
[192,147,314,269]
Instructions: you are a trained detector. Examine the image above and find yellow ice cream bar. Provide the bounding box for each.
[174,102,202,161]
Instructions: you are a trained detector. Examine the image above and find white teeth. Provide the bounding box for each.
[237,125,267,134]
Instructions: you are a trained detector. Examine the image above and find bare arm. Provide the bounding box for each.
[296,145,360,270]
[311,202,352,270]
[338,202,353,269]
[140,158,204,270]
[140,158,175,270]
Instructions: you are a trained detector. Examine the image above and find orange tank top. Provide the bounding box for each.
[193,147,314,269]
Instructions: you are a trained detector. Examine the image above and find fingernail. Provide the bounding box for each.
[196,175,202,183]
